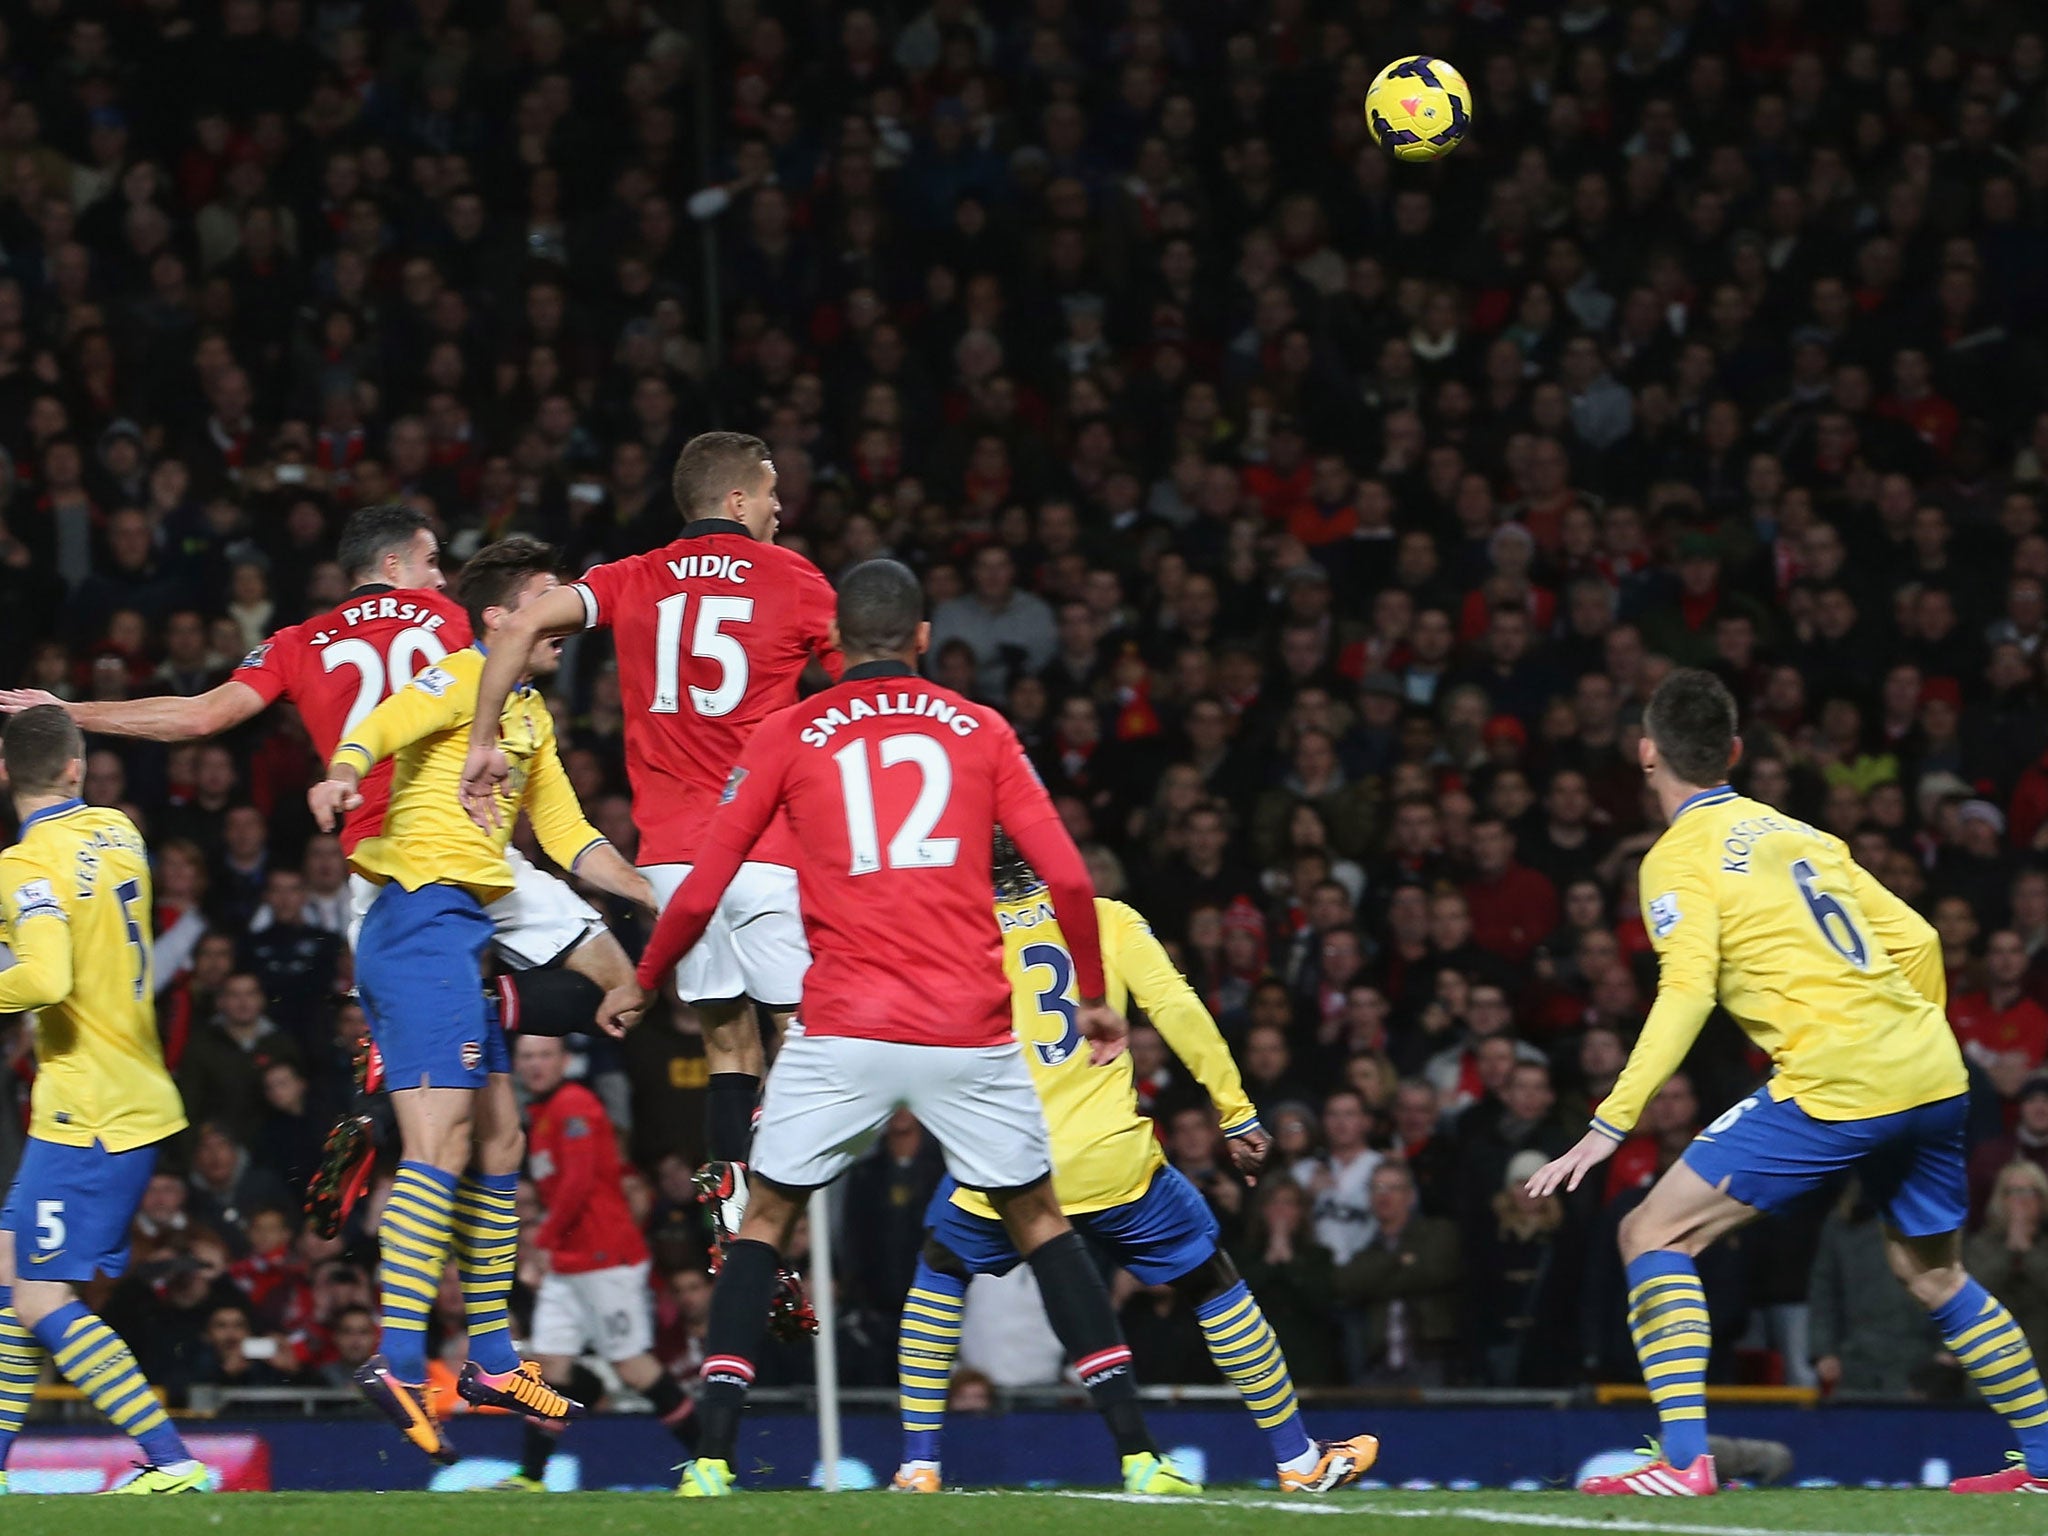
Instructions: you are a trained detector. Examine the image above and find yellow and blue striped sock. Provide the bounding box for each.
[1935,1279,2048,1472]
[0,1289,43,1467]
[899,1257,965,1465]
[1196,1280,1314,1466]
[1625,1252,1712,1467]
[379,1161,460,1382]
[453,1171,522,1375]
[32,1301,185,1465]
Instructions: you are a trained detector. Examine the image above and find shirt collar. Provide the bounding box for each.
[347,583,396,599]
[1673,784,1738,819]
[844,660,916,681]
[682,518,748,539]
[21,798,84,832]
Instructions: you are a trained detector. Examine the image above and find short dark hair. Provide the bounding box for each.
[458,535,558,634]
[671,430,771,519]
[1644,667,1739,787]
[992,828,1043,902]
[2,704,84,796]
[335,503,432,583]
[836,557,923,655]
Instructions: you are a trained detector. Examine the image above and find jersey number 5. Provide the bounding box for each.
[651,593,754,717]
[1021,942,1081,1066]
[1790,857,1869,969]
[325,627,450,736]
[114,877,146,1000]
[833,734,959,874]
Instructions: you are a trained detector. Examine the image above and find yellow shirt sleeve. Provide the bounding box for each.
[331,653,473,775]
[1103,899,1261,1136]
[519,707,608,872]
[1597,836,1721,1139]
[1839,838,1945,1010]
[0,848,73,1013]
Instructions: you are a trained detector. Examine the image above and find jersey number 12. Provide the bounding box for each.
[833,734,959,874]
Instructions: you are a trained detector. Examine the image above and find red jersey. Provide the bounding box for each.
[638,661,1106,1048]
[571,522,838,866]
[1950,990,2048,1071]
[234,584,471,851]
[528,1080,649,1274]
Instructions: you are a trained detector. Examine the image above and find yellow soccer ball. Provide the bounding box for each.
[1365,55,1474,163]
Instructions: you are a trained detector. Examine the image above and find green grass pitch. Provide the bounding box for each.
[0,1488,2042,1536]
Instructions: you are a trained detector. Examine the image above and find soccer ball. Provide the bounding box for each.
[1365,55,1473,163]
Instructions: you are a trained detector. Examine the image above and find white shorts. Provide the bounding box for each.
[530,1261,654,1363]
[750,1031,1052,1192]
[348,848,607,969]
[642,861,809,1008]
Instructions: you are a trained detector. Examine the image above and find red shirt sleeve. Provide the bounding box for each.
[990,719,1105,999]
[636,718,791,987]
[233,626,293,706]
[803,563,845,681]
[532,1089,601,1255]
[572,557,634,630]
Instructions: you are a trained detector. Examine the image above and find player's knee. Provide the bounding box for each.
[1168,1249,1240,1310]
[8,1280,69,1327]
[920,1238,972,1284]
[1617,1202,1676,1262]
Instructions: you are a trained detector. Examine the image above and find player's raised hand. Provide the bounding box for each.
[0,688,61,715]
[308,776,363,832]
[459,739,513,830]
[1228,1126,1272,1174]
[1077,997,1128,1065]
[1526,1127,1621,1198]
[595,980,651,1037]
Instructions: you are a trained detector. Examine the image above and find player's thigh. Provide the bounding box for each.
[358,883,498,1097]
[1080,1166,1222,1286]
[0,1226,14,1287]
[907,1043,1055,1195]
[640,862,748,1008]
[1861,1092,1970,1242]
[926,1183,1026,1280]
[487,849,609,971]
[1656,1089,1860,1255]
[748,1033,896,1189]
[529,1272,589,1360]
[727,862,810,1012]
[1621,1159,1757,1259]
[0,1137,158,1286]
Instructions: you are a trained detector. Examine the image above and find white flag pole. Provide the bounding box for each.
[808,1186,841,1491]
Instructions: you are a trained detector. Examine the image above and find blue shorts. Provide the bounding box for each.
[355,882,507,1092]
[1,1137,159,1284]
[925,1164,1221,1286]
[1683,1090,1968,1237]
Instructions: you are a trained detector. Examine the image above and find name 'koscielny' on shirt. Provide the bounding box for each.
[799,692,987,748]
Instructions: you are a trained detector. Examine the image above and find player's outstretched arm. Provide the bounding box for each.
[519,725,660,917]
[460,584,589,829]
[0,681,267,742]
[1107,898,1263,1151]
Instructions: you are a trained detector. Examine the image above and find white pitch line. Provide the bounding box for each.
[1052,1490,1953,1536]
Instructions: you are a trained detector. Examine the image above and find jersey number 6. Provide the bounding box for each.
[1789,857,1869,969]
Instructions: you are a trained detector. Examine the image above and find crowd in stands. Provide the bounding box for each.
[4,0,2048,1400]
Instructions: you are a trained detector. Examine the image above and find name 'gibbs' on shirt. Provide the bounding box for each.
[665,553,753,582]
[798,691,986,747]
[331,596,454,631]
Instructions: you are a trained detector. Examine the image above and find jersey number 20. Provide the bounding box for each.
[1790,857,1868,969]
[325,627,450,735]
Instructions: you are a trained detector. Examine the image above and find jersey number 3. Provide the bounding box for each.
[1790,857,1868,969]
[1021,941,1081,1066]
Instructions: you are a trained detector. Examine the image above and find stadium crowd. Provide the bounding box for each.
[3,0,2048,1405]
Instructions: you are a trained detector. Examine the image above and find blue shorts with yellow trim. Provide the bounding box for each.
[925,1165,1221,1286]
[356,881,507,1092]
[0,1136,159,1283]
[1682,1089,1967,1237]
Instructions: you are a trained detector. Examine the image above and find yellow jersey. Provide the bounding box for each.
[0,801,185,1151]
[1596,785,1967,1138]
[952,895,1259,1221]
[333,645,606,904]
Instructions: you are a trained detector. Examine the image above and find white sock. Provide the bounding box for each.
[1279,1446,1321,1475]
[901,1459,939,1473]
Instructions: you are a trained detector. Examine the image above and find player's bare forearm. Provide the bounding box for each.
[571,841,659,917]
[0,682,263,741]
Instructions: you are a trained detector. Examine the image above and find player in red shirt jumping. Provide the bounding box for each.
[459,434,837,1237]
[0,505,640,1221]
[596,559,1199,1499]
[496,1034,693,1491]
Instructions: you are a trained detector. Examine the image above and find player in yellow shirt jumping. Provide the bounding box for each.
[889,832,1378,1495]
[308,537,658,1465]
[0,707,206,1493]
[1531,669,2044,1496]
